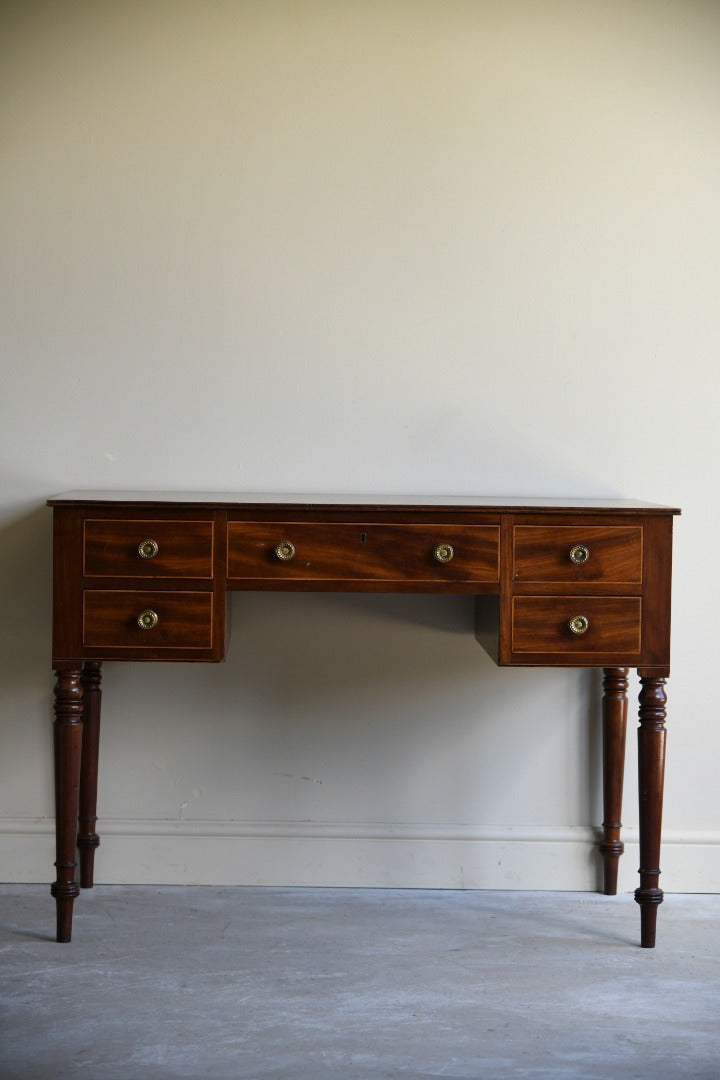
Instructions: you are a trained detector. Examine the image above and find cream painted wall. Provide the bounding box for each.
[1,1,718,891]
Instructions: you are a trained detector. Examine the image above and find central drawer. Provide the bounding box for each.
[227,522,500,583]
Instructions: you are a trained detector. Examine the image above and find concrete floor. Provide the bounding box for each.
[1,886,718,1080]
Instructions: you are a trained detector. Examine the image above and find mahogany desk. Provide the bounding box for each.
[48,492,680,946]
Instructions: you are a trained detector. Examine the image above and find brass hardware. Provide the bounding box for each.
[138,539,159,560]
[568,614,589,635]
[569,544,589,565]
[137,609,159,630]
[433,543,454,564]
[275,540,296,562]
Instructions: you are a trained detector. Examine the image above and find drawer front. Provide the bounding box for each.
[83,591,214,649]
[227,522,500,583]
[511,596,641,655]
[513,526,642,583]
[84,520,214,578]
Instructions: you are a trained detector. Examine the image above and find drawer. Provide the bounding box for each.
[227,522,500,583]
[513,526,642,583]
[84,520,213,578]
[511,596,641,654]
[83,591,214,649]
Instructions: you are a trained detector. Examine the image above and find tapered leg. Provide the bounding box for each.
[635,674,667,948]
[599,668,628,894]
[78,662,102,889]
[51,668,84,943]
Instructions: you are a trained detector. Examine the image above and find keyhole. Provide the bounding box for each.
[360,532,367,544]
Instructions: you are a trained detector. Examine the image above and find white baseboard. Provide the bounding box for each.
[2,819,719,891]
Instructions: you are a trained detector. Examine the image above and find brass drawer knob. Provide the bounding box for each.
[275,540,296,562]
[138,539,159,560]
[137,609,159,630]
[433,543,454,563]
[568,614,589,635]
[569,544,589,565]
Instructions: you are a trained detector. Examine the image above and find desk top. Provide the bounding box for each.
[48,491,681,514]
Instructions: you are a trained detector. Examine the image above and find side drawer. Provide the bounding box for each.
[83,591,214,649]
[513,526,642,583]
[511,596,642,655]
[84,520,214,578]
[227,522,500,583]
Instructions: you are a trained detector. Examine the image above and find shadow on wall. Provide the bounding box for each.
[95,591,605,832]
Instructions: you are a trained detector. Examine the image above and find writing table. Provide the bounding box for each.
[48,492,679,946]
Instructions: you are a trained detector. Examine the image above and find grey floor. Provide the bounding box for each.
[1,886,718,1080]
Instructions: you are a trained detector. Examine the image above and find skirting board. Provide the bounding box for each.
[2,820,719,892]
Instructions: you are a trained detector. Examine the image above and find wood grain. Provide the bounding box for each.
[513,525,642,583]
[228,522,500,583]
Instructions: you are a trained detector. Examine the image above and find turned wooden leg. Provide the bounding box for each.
[635,674,667,948]
[78,662,102,889]
[599,668,628,895]
[51,668,84,943]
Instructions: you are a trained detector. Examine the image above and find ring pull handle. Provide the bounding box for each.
[275,540,296,562]
[433,543,454,564]
[569,544,589,565]
[138,539,159,560]
[567,614,589,636]
[137,609,159,630]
